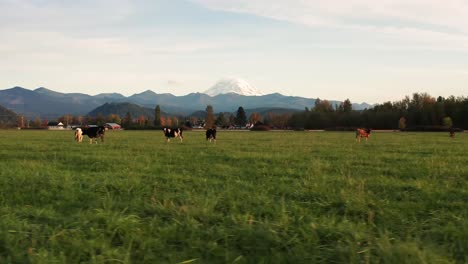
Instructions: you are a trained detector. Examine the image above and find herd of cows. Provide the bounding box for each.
[73,126,456,144]
[74,126,218,144]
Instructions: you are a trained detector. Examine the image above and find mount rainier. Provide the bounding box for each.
[204,78,264,96]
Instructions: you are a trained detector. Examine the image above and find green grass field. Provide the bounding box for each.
[0,130,466,263]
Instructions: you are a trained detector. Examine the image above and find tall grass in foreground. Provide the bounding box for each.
[0,130,466,263]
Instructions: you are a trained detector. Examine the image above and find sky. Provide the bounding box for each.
[1,0,467,104]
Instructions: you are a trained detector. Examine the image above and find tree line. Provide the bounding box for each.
[288,93,468,130]
[15,93,467,130]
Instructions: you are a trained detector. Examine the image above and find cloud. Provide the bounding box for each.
[191,0,468,30]
[167,80,183,86]
[0,0,135,31]
[191,0,468,50]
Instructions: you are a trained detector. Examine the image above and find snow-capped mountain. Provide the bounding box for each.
[204,78,264,96]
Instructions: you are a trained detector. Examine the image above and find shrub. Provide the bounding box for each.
[250,125,271,131]
[402,126,464,132]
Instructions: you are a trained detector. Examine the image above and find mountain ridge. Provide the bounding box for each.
[0,104,18,127]
[0,86,373,119]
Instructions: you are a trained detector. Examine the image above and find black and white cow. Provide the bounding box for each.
[82,126,106,144]
[206,128,216,143]
[163,127,183,142]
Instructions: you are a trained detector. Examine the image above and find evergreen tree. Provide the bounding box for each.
[215,112,228,127]
[229,114,235,127]
[154,105,161,127]
[123,112,132,128]
[343,99,352,113]
[235,106,247,127]
[205,105,215,128]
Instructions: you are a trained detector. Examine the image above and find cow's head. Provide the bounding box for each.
[74,128,83,142]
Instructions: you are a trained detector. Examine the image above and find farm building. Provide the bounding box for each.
[47,121,65,130]
[105,123,121,130]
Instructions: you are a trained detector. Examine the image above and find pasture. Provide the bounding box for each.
[0,130,466,263]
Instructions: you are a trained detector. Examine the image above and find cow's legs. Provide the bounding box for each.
[174,132,183,142]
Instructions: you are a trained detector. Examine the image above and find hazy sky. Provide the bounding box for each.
[1,0,467,103]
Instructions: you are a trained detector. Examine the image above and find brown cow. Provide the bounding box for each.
[356,128,371,142]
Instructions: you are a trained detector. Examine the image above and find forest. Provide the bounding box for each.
[288,93,468,130]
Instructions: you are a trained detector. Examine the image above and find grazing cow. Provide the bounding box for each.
[82,126,106,144]
[74,127,83,143]
[206,128,217,143]
[163,127,183,142]
[356,128,371,142]
[449,128,455,138]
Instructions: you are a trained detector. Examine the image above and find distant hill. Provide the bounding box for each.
[244,107,301,117]
[88,104,298,121]
[0,104,18,127]
[189,107,300,120]
[0,87,108,119]
[88,102,169,119]
[0,86,374,119]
